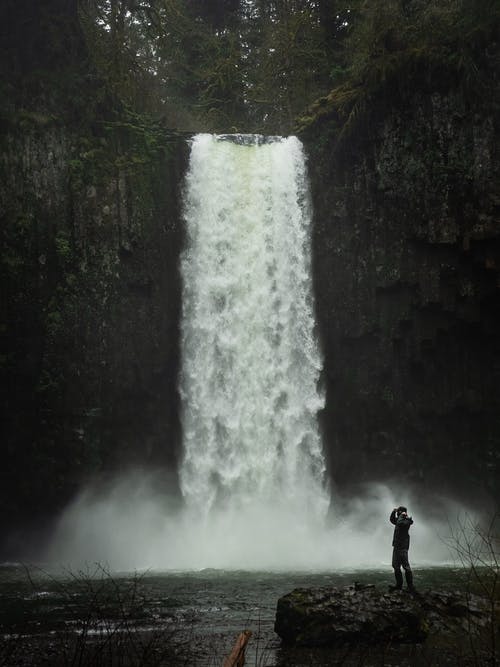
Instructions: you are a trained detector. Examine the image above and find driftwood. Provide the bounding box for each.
[222,630,252,667]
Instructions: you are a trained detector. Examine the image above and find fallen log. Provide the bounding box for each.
[222,630,252,667]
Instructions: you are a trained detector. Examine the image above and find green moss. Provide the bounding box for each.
[68,108,179,191]
[54,231,72,261]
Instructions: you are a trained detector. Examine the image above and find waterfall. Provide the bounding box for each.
[180,133,328,527]
[47,136,461,569]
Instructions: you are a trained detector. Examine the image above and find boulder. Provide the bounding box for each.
[274,585,490,646]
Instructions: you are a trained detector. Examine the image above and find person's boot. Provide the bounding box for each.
[389,569,403,591]
[405,569,416,593]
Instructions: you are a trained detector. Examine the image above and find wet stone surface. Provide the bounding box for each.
[275,584,491,646]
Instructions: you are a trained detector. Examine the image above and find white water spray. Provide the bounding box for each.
[180,134,328,526]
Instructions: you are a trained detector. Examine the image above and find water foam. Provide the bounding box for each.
[180,134,328,523]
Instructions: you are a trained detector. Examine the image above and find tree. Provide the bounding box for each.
[0,0,85,78]
[76,0,355,132]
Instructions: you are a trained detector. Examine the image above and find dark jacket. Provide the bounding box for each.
[390,510,413,550]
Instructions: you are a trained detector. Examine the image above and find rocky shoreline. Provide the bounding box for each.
[275,584,492,647]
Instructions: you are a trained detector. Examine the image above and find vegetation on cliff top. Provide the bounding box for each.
[4,1,497,137]
[2,0,498,137]
[296,0,500,137]
[75,0,500,137]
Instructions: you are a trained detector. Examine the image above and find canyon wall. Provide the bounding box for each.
[305,74,499,503]
[0,5,188,541]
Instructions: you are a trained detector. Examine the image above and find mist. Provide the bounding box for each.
[45,471,471,572]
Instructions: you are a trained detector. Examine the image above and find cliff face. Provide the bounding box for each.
[0,2,188,542]
[305,80,500,501]
[1,112,187,539]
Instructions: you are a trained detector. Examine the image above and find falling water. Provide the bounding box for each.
[180,134,329,532]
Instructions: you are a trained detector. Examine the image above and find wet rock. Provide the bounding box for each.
[274,585,490,646]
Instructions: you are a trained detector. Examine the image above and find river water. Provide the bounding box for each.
[0,565,467,666]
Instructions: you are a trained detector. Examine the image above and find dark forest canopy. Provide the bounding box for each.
[1,0,497,133]
[77,0,351,132]
[76,0,499,134]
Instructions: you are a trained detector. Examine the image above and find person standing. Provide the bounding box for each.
[389,506,415,592]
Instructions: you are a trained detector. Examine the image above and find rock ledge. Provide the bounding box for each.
[274,585,490,646]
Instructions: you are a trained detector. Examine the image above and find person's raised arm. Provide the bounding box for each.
[390,508,398,525]
[397,513,413,527]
